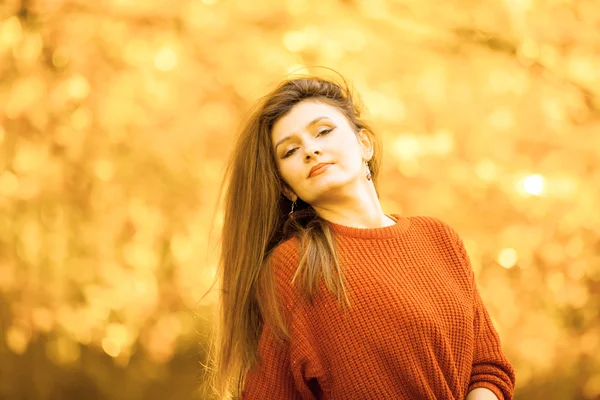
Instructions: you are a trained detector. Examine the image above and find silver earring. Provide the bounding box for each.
[365,161,372,181]
[289,198,297,217]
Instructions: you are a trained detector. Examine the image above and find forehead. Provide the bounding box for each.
[271,100,344,140]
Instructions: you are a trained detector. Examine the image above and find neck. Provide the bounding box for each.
[311,183,395,229]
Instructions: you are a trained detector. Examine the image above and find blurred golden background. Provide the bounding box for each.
[1,0,599,399]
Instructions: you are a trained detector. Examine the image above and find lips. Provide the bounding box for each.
[309,163,333,178]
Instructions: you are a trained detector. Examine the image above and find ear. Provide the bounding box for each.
[280,183,297,202]
[357,128,374,161]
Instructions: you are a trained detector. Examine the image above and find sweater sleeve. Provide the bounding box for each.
[241,323,302,400]
[440,221,516,400]
[467,276,516,399]
[242,239,318,400]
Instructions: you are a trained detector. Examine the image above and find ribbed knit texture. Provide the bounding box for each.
[242,215,516,400]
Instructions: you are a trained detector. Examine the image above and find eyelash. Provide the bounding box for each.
[282,128,333,159]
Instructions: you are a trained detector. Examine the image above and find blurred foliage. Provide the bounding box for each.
[1,0,600,399]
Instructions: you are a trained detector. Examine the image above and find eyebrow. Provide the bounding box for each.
[274,116,330,152]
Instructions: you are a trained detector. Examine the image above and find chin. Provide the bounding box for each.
[305,178,350,200]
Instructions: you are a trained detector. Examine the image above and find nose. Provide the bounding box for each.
[304,146,321,161]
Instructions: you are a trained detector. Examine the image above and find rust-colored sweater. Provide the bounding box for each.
[242,215,516,399]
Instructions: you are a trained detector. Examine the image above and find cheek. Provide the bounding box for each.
[336,135,362,157]
[338,145,362,167]
[338,157,365,179]
[278,160,303,186]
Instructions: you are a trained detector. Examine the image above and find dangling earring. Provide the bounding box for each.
[289,198,297,218]
[365,161,372,181]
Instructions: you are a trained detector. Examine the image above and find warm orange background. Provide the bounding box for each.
[1,0,599,399]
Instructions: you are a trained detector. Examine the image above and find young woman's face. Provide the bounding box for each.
[271,100,372,205]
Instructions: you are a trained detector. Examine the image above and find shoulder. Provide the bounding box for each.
[269,237,301,287]
[408,215,453,230]
[407,215,470,265]
[407,215,462,242]
[269,236,300,268]
[266,236,302,306]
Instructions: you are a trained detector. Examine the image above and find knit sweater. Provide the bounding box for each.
[242,215,516,400]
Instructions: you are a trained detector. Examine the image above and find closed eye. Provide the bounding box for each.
[281,127,334,159]
[317,128,333,136]
[283,148,297,158]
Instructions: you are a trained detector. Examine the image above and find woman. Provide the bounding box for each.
[208,74,516,399]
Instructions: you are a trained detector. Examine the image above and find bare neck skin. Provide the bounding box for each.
[310,179,396,229]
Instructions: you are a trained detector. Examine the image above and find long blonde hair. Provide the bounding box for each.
[207,74,382,399]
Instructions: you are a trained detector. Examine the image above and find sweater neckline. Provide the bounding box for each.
[326,213,410,239]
